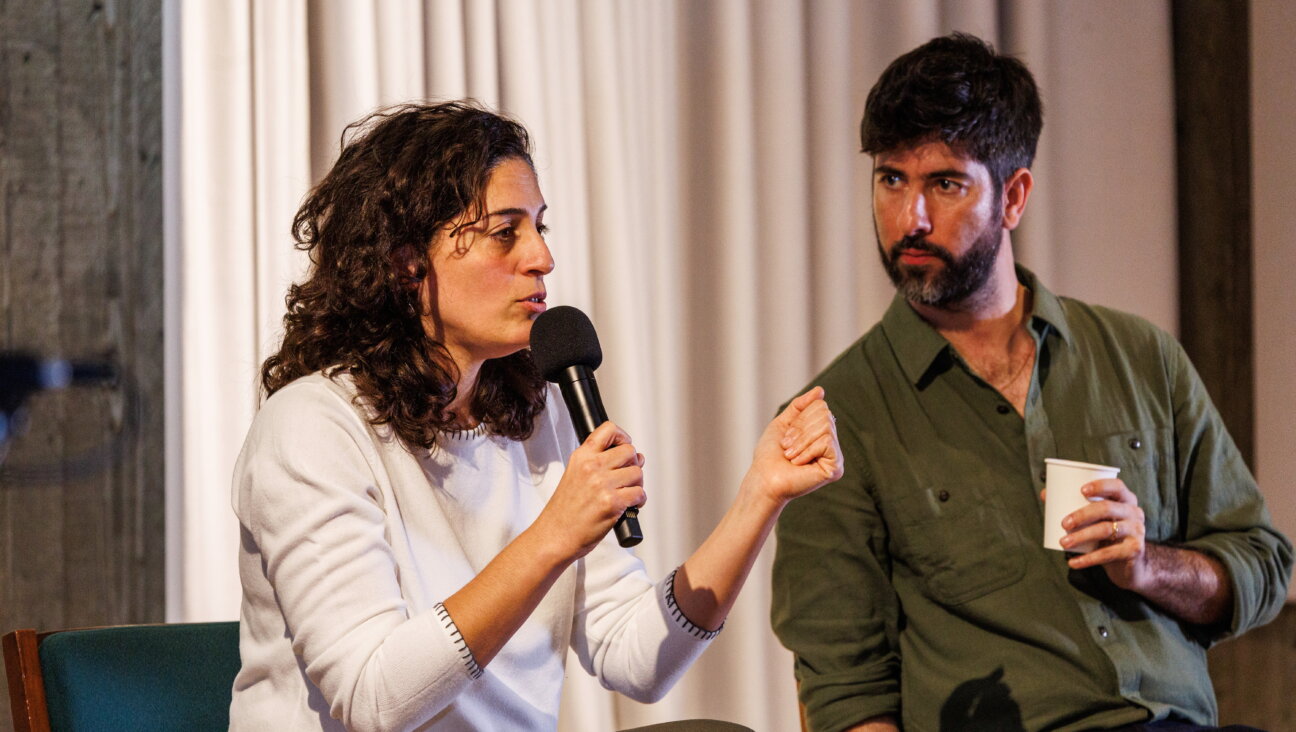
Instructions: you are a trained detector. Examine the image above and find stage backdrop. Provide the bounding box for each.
[166,1,1184,729]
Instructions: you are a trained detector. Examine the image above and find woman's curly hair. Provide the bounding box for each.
[261,101,547,449]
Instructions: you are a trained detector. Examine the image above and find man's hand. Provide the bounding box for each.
[1042,480,1233,626]
[1055,478,1148,587]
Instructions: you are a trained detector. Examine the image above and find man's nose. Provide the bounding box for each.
[900,191,931,237]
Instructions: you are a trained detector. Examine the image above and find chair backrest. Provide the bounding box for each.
[3,622,240,732]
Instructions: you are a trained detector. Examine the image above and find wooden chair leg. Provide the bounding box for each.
[795,679,809,732]
[3,630,52,732]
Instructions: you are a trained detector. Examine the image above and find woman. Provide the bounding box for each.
[230,101,841,731]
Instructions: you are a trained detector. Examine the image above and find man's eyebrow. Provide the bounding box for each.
[872,165,974,181]
[924,169,972,180]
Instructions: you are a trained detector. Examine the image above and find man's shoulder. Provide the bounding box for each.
[807,321,891,382]
[790,322,895,416]
[1053,294,1176,356]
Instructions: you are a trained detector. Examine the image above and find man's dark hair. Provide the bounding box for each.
[261,100,547,449]
[861,32,1043,186]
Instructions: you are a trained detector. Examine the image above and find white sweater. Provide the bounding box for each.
[230,373,716,731]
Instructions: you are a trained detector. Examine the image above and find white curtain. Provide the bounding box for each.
[165,1,1175,729]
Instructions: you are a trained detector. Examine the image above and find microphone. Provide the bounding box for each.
[529,306,643,548]
[1,351,119,449]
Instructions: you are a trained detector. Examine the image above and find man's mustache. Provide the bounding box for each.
[888,235,955,265]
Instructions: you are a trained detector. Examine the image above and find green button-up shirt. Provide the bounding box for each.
[771,267,1292,732]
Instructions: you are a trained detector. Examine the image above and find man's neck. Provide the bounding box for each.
[912,254,1036,414]
[910,251,1026,347]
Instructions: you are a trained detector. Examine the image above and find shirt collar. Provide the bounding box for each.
[881,264,1074,386]
[880,289,950,386]
[1018,264,1073,347]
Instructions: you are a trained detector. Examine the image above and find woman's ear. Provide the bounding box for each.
[395,245,425,288]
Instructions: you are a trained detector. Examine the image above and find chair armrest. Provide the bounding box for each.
[3,629,52,732]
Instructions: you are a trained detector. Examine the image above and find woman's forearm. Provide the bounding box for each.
[673,477,786,630]
[675,387,843,630]
[441,527,571,667]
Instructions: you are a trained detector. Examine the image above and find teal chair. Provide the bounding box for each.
[3,622,240,732]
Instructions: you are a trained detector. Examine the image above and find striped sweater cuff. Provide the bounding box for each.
[434,602,483,680]
[664,567,724,640]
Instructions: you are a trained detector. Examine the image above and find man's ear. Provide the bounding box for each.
[1001,167,1034,231]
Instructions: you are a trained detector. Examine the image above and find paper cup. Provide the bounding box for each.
[1043,458,1120,552]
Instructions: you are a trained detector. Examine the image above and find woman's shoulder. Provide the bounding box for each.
[249,371,375,447]
[262,371,361,415]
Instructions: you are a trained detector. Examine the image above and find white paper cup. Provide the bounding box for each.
[1043,458,1120,552]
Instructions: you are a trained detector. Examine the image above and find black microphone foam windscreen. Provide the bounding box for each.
[529,305,603,381]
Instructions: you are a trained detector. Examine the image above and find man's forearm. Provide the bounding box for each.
[1129,543,1233,626]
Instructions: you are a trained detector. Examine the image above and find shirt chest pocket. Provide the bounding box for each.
[886,484,1027,606]
[1079,427,1176,542]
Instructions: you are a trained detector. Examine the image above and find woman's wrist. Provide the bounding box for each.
[516,520,583,575]
[736,470,793,519]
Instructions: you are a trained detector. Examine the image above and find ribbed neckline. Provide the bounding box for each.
[439,423,489,441]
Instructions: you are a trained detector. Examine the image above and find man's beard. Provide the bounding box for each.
[876,218,1003,308]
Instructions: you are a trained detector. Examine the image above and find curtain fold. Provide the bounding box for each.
[173,0,257,624]
[168,2,1176,728]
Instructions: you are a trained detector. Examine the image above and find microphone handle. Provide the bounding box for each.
[612,507,643,547]
[558,368,644,548]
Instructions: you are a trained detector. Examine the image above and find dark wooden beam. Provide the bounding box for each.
[1172,0,1254,466]
[1173,3,1293,729]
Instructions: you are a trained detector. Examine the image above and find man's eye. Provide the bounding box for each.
[936,179,961,191]
[879,174,901,186]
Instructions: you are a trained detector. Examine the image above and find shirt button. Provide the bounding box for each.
[1097,626,1110,638]
[1128,437,1142,449]
[938,490,951,502]
[996,404,1010,414]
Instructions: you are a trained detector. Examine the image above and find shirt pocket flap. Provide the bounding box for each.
[1078,427,1176,542]
[888,485,1027,606]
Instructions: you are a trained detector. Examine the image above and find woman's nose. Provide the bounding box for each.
[524,234,555,276]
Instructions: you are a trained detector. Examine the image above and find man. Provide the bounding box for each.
[771,33,1292,732]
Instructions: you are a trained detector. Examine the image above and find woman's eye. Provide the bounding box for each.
[494,227,516,242]
[537,223,549,237]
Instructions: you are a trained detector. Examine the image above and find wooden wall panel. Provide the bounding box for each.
[1210,603,1296,729]
[0,1,163,729]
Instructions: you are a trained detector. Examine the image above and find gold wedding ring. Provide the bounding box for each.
[1110,521,1120,541]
